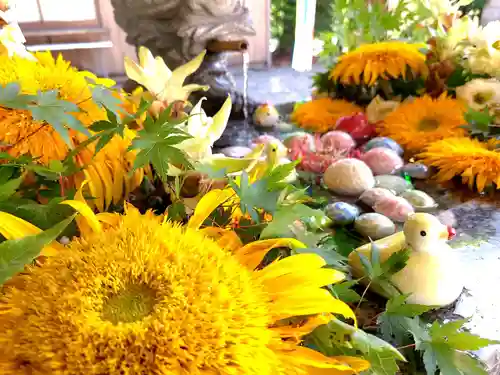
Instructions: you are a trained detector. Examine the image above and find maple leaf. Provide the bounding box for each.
[90,84,124,117]
[356,243,410,296]
[130,110,193,182]
[28,90,90,147]
[377,294,435,346]
[259,203,323,239]
[0,82,35,108]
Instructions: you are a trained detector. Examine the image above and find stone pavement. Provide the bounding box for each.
[229,64,324,105]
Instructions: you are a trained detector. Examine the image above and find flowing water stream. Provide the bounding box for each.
[242,50,249,122]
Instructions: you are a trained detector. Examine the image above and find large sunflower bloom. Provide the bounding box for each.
[290,98,363,133]
[0,53,145,210]
[376,94,467,153]
[418,137,500,192]
[330,41,428,86]
[0,190,370,375]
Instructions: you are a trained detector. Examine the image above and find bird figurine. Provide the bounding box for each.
[253,103,280,128]
[348,212,463,307]
[247,140,297,183]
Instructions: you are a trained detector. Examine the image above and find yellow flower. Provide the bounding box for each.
[330,42,428,86]
[124,46,209,105]
[0,189,369,375]
[366,95,401,123]
[418,137,500,192]
[0,52,145,211]
[377,94,467,153]
[290,98,363,133]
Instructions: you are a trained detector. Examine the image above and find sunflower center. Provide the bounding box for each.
[473,91,493,105]
[418,117,440,131]
[101,284,157,324]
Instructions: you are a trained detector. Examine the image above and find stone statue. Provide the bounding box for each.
[110,0,260,119]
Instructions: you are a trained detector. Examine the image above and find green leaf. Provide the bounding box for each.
[89,84,124,118]
[0,175,23,201]
[423,347,437,375]
[0,82,35,109]
[0,166,14,184]
[329,280,361,303]
[260,203,321,238]
[28,90,90,147]
[264,159,300,187]
[0,198,77,234]
[382,248,411,275]
[430,320,500,351]
[89,120,115,132]
[94,130,115,154]
[167,201,186,221]
[0,214,75,284]
[385,294,436,317]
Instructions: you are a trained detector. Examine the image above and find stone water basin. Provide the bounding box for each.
[216,116,500,373]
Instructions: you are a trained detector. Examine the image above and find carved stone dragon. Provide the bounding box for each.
[110,0,260,119]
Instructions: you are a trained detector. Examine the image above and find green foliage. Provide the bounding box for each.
[317,0,433,66]
[356,242,411,295]
[329,280,362,303]
[461,108,500,141]
[130,106,194,182]
[0,214,75,284]
[308,318,406,375]
[88,80,124,118]
[0,83,90,148]
[377,295,498,375]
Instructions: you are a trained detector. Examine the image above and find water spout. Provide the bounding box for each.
[206,39,249,53]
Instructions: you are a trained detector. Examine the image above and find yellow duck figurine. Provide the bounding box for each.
[348,213,463,307]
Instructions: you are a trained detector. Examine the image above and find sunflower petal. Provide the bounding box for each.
[278,346,362,371]
[60,200,102,234]
[187,189,235,230]
[234,238,306,270]
[83,165,104,212]
[255,253,326,282]
[270,288,356,323]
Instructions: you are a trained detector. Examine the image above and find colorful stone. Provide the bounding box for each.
[363,137,404,155]
[354,213,396,240]
[325,202,361,225]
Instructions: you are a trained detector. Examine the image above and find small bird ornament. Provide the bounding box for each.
[253,103,280,128]
[349,212,463,307]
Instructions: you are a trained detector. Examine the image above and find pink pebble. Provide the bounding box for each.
[374,196,415,222]
[321,131,356,152]
[360,147,404,175]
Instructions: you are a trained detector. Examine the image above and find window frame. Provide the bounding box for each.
[17,0,102,31]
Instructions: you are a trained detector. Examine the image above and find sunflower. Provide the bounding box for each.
[0,189,370,375]
[418,137,500,192]
[0,52,145,211]
[376,94,467,153]
[330,41,428,86]
[290,98,363,133]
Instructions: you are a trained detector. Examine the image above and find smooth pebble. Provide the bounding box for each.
[402,163,431,179]
[363,137,404,155]
[324,159,375,196]
[359,187,396,207]
[355,213,397,240]
[325,202,360,225]
[375,175,413,195]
